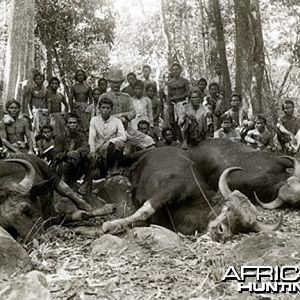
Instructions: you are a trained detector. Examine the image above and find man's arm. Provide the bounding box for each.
[24,122,33,153]
[69,86,74,112]
[88,118,97,153]
[110,119,127,144]
[147,99,154,127]
[244,130,257,144]
[61,94,69,113]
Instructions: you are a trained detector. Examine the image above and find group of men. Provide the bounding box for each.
[0,63,299,196]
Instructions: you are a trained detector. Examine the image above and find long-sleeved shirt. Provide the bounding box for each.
[131,96,153,130]
[89,115,126,153]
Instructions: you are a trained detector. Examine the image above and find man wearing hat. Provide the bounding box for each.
[103,68,155,149]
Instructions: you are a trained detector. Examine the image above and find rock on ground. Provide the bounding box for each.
[0,226,31,280]
[131,225,182,251]
[91,234,127,255]
[0,271,50,300]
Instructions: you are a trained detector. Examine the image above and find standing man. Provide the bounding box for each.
[167,63,190,141]
[105,68,155,150]
[121,72,137,97]
[142,65,157,92]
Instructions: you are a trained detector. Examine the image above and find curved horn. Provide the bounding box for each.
[4,159,36,192]
[218,167,242,198]
[254,213,283,232]
[281,156,300,177]
[254,191,283,210]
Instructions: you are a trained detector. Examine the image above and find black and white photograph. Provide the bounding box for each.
[0,0,300,299]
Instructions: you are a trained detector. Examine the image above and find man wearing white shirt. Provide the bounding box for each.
[79,96,126,194]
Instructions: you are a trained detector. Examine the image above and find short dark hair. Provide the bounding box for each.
[98,77,107,84]
[198,78,207,86]
[255,114,267,124]
[231,93,242,102]
[66,112,80,122]
[41,124,53,132]
[162,127,175,139]
[127,72,137,79]
[74,69,87,81]
[172,63,182,69]
[134,80,144,89]
[33,72,45,81]
[98,97,113,109]
[6,99,21,111]
[145,82,157,92]
[209,82,219,91]
[142,65,151,71]
[137,120,150,129]
[283,100,295,108]
[49,77,60,85]
[92,87,101,94]
[220,113,233,123]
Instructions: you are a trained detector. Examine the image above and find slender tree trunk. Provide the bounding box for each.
[3,0,35,113]
[212,0,232,108]
[182,0,192,79]
[161,0,173,69]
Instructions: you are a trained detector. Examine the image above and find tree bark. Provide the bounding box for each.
[3,0,35,113]
[211,0,232,108]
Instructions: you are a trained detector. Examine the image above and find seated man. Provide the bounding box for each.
[245,115,273,151]
[79,97,126,194]
[214,114,241,141]
[51,113,89,188]
[276,100,300,155]
[181,90,213,149]
[36,124,55,162]
[157,127,180,147]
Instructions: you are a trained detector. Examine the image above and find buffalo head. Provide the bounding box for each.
[255,157,300,209]
[208,168,283,242]
[0,159,42,240]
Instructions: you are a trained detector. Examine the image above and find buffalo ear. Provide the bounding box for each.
[30,176,56,197]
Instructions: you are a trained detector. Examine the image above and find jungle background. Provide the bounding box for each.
[0,0,299,124]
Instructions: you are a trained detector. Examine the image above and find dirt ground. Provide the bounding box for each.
[22,205,300,300]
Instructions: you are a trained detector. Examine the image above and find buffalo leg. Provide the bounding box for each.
[102,200,155,233]
[66,204,116,222]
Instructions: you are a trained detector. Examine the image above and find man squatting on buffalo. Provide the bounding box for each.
[51,113,89,188]
[79,96,126,194]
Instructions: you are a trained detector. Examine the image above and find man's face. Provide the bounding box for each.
[109,80,122,92]
[50,80,59,91]
[7,103,20,118]
[165,130,174,142]
[231,96,241,110]
[42,129,53,139]
[172,65,181,78]
[138,124,149,135]
[147,87,156,99]
[99,103,112,120]
[214,65,222,75]
[67,117,79,133]
[92,90,101,102]
[98,80,108,92]
[127,75,137,87]
[209,85,219,97]
[142,67,151,79]
[134,86,144,98]
[34,75,44,87]
[222,120,232,132]
[283,103,294,116]
[191,93,201,107]
[198,81,207,91]
[256,120,265,132]
[76,71,85,82]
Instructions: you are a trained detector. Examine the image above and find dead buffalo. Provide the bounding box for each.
[0,155,114,240]
[102,147,282,242]
[189,139,300,209]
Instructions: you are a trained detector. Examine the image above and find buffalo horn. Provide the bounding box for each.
[254,191,283,210]
[254,213,283,232]
[281,156,300,177]
[4,159,36,192]
[218,167,242,198]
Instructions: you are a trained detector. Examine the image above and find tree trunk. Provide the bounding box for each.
[3,0,35,114]
[211,0,232,108]
[161,0,173,70]
[234,0,266,115]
